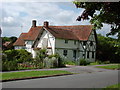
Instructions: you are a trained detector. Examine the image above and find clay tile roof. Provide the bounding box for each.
[46,27,78,40]
[24,26,42,40]
[14,24,93,46]
[47,25,93,40]
[14,26,42,46]
[3,41,11,47]
[13,33,27,46]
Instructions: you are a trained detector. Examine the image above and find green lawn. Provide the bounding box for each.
[106,83,120,88]
[96,64,119,70]
[2,70,72,81]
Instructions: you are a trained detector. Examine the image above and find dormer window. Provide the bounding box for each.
[65,40,68,43]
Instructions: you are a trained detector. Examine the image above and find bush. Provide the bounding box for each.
[48,54,65,68]
[4,49,18,61]
[2,49,33,71]
[79,59,90,66]
[96,60,102,64]
[44,56,58,68]
[58,56,65,67]
[103,61,110,64]
[2,60,18,71]
[65,60,76,65]
[16,49,33,63]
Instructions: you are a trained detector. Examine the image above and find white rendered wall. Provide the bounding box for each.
[37,30,55,54]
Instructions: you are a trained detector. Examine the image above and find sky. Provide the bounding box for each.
[0,1,113,38]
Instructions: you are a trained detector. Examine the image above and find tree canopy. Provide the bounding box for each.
[96,34,120,63]
[73,2,120,39]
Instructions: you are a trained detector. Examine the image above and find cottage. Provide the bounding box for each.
[14,20,97,62]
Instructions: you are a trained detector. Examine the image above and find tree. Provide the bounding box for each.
[35,49,47,68]
[73,2,120,39]
[2,36,17,50]
[96,34,120,63]
[9,36,17,43]
[2,36,17,43]
[2,37,11,43]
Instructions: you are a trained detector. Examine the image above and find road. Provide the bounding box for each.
[2,65,119,88]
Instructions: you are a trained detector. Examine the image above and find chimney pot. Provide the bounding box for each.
[32,20,36,27]
[44,21,49,27]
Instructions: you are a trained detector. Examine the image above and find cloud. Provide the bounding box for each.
[3,16,14,23]
[96,24,111,36]
[1,2,112,38]
[1,0,73,2]
[1,2,84,37]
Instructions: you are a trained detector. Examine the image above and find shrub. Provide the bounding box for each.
[16,49,33,63]
[103,61,110,64]
[2,60,18,71]
[47,54,65,68]
[4,49,18,61]
[58,56,65,67]
[96,60,102,64]
[79,58,90,66]
[65,60,76,65]
[2,53,7,62]
[2,49,33,71]
[52,57,58,68]
[44,56,58,68]
[35,49,47,62]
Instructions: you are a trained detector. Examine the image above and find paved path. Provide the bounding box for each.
[2,64,115,74]
[2,65,119,88]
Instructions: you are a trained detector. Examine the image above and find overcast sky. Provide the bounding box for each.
[1,1,112,37]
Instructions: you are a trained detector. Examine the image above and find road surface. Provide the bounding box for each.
[2,65,119,88]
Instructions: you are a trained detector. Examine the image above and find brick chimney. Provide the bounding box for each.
[32,20,36,27]
[44,21,49,27]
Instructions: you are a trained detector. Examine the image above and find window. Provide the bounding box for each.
[83,54,85,57]
[90,41,93,46]
[92,52,94,58]
[73,50,77,59]
[74,41,76,45]
[65,40,68,43]
[83,41,87,45]
[87,51,89,58]
[63,50,67,56]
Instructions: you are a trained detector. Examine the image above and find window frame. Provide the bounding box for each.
[92,52,94,58]
[65,40,68,44]
[87,51,89,58]
[63,50,67,56]
[73,50,77,59]
[74,41,76,45]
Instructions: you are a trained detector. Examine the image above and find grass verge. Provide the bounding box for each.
[106,83,120,88]
[96,64,119,70]
[2,70,72,81]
